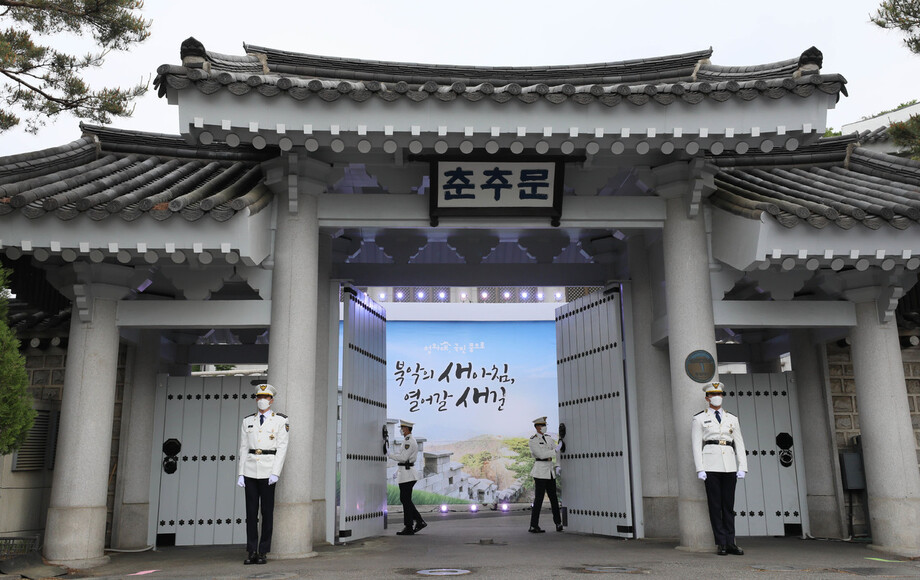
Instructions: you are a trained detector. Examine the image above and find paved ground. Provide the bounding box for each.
[51,512,920,579]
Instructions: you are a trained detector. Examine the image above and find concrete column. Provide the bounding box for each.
[311,234,333,544]
[111,331,161,548]
[268,188,319,559]
[628,233,678,537]
[789,330,846,539]
[662,195,719,551]
[847,297,920,557]
[44,297,120,568]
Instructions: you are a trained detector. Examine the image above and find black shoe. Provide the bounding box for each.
[396,527,415,535]
[726,544,744,555]
[716,545,727,555]
[414,521,428,532]
[244,552,257,565]
[556,524,564,532]
[528,526,545,533]
[255,553,267,564]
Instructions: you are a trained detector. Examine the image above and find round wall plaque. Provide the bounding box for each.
[685,350,715,383]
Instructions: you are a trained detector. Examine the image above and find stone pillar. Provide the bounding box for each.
[661,194,719,551]
[628,233,678,537]
[311,234,333,544]
[44,296,120,568]
[789,330,846,539]
[846,295,920,556]
[111,331,161,548]
[268,187,319,559]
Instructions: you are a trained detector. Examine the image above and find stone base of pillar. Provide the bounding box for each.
[867,498,920,558]
[311,499,327,545]
[675,498,716,551]
[805,495,845,539]
[271,502,317,559]
[44,506,109,568]
[111,503,152,550]
[642,497,680,538]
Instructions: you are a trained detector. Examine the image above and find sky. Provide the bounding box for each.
[1,0,917,155]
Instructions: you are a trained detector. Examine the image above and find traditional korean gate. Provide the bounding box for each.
[555,288,635,537]
[337,286,388,541]
[719,373,807,537]
[149,375,257,546]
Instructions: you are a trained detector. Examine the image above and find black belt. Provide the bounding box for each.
[704,440,734,448]
[535,458,552,461]
[249,449,277,455]
[398,462,414,468]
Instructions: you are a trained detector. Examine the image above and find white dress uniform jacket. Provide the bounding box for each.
[529,433,557,479]
[691,407,747,473]
[388,434,419,483]
[238,411,290,479]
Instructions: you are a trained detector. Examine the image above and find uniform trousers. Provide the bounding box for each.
[244,476,276,554]
[530,477,561,528]
[399,481,423,528]
[704,471,737,546]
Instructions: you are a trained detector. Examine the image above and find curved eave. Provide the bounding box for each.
[155,64,846,108]
[0,127,274,223]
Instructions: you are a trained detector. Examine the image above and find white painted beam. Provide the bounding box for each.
[116,300,271,328]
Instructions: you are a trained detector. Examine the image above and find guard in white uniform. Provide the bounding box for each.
[387,419,426,535]
[691,382,747,556]
[236,383,289,564]
[528,416,563,533]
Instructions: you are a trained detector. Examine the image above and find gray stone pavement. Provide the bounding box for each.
[63,511,919,580]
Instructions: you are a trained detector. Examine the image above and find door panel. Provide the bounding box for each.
[338,286,388,542]
[556,289,634,538]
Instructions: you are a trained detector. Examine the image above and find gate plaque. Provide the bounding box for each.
[685,350,715,383]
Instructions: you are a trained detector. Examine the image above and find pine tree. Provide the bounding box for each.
[0,0,151,134]
[871,0,920,54]
[0,265,35,455]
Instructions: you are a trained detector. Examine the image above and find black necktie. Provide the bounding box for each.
[715,411,721,423]
[260,414,264,426]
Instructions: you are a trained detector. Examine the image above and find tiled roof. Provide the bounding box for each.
[0,124,274,222]
[154,38,846,108]
[710,136,920,230]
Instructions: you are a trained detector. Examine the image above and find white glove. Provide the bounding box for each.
[554,465,561,476]
[554,441,563,451]
[736,470,746,479]
[697,471,707,481]
[237,475,245,488]
[268,474,279,485]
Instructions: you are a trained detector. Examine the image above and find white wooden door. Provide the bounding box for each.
[338,286,388,541]
[719,373,805,537]
[150,375,257,546]
[555,288,635,537]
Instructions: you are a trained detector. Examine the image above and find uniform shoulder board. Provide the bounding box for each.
[693,410,704,416]
[530,434,537,439]
[276,412,288,418]
[245,413,256,419]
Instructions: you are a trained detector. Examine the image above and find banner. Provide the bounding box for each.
[387,320,558,442]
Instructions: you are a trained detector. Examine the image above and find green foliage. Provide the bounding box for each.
[386,484,471,506]
[0,0,151,134]
[861,99,919,121]
[459,450,493,477]
[872,0,920,54]
[504,436,535,491]
[823,128,842,137]
[0,266,35,455]
[214,364,236,371]
[888,114,920,159]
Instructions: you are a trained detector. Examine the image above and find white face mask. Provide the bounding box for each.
[709,395,723,407]
[537,425,546,434]
[257,398,271,411]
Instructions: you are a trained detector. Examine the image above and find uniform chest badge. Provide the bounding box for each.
[269,434,275,440]
[404,444,410,449]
